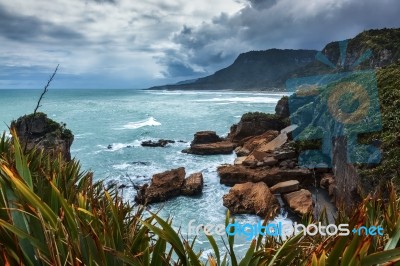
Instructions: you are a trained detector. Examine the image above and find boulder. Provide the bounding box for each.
[218,165,312,187]
[182,141,234,155]
[141,139,175,147]
[275,96,290,118]
[283,189,313,216]
[270,180,300,194]
[229,112,287,143]
[135,167,186,204]
[181,173,204,196]
[223,182,279,217]
[11,112,74,161]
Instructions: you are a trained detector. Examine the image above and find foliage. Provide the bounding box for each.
[1,131,400,265]
[241,112,282,122]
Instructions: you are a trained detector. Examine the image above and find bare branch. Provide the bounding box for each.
[33,64,59,116]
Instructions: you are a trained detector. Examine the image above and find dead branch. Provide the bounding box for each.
[33,64,59,116]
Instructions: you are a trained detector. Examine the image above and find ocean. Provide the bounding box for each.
[0,89,292,256]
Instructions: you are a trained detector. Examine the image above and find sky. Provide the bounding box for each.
[0,0,399,89]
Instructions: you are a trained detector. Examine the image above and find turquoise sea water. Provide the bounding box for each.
[0,89,292,256]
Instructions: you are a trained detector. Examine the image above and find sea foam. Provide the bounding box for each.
[121,117,161,129]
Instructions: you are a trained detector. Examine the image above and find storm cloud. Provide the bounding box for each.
[0,0,399,88]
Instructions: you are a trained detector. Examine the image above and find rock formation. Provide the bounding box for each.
[283,189,313,216]
[182,131,234,155]
[223,182,279,217]
[181,173,204,196]
[135,168,204,204]
[141,139,175,147]
[11,112,74,161]
[228,113,287,143]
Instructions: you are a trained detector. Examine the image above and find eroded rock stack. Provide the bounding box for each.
[11,112,74,161]
[182,131,234,155]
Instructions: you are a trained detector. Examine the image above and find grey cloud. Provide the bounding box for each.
[159,0,400,79]
[0,4,83,42]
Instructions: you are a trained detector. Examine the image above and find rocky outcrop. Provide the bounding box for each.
[135,168,204,204]
[228,113,287,143]
[141,139,175,147]
[135,167,186,204]
[218,165,312,187]
[223,182,279,217]
[283,189,313,216]
[11,112,74,161]
[182,131,234,155]
[181,173,204,196]
[235,130,279,156]
[270,180,300,194]
[275,96,289,118]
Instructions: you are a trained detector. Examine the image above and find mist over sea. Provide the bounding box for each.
[0,89,292,255]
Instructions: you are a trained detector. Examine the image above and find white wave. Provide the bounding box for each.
[112,163,131,170]
[103,140,141,152]
[192,97,279,104]
[121,117,161,130]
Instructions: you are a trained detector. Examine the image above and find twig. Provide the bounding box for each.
[23,64,59,152]
[33,64,59,116]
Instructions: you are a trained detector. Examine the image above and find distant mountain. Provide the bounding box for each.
[148,28,400,91]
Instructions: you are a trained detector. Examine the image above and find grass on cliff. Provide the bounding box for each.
[2,131,400,265]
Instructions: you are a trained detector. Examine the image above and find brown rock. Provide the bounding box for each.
[182,173,204,196]
[239,130,279,152]
[320,173,335,189]
[183,141,234,155]
[223,182,279,217]
[135,167,186,204]
[270,180,300,194]
[191,131,222,145]
[228,113,287,143]
[264,156,279,166]
[234,156,247,165]
[218,165,312,187]
[283,189,313,216]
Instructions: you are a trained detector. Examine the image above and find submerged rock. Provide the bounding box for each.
[141,139,175,147]
[11,112,74,161]
[223,182,279,217]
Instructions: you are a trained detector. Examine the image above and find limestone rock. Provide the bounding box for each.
[182,173,204,196]
[270,180,300,194]
[135,167,186,204]
[283,189,313,216]
[11,112,74,161]
[223,182,279,217]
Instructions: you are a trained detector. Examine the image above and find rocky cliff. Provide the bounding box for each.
[11,112,74,161]
[148,28,400,91]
